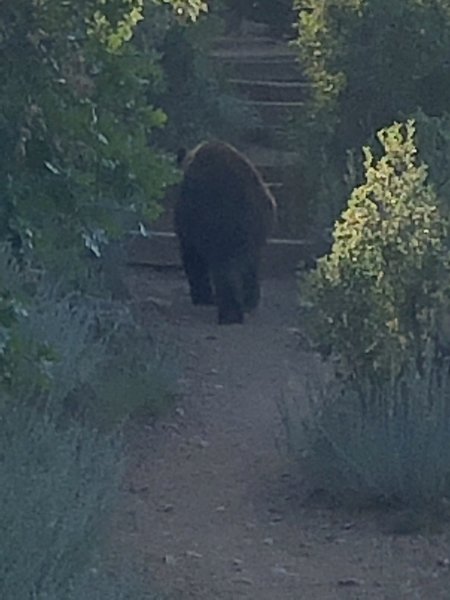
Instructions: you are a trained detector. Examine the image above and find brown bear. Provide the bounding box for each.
[174,141,276,324]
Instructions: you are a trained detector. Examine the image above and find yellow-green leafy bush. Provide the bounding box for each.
[301,121,450,380]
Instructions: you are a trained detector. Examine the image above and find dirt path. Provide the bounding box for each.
[116,269,450,600]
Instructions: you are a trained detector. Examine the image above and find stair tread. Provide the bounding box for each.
[241,144,300,164]
[245,99,305,107]
[229,78,309,88]
[214,35,281,45]
[211,48,297,60]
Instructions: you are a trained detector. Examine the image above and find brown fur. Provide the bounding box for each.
[174,141,276,324]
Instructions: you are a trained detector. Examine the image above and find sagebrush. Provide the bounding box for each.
[281,356,450,510]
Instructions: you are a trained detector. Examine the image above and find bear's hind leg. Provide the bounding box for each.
[180,243,214,306]
[241,257,261,312]
[211,261,244,325]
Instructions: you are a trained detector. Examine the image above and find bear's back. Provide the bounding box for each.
[176,141,276,258]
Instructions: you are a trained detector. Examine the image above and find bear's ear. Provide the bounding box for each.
[176,147,187,166]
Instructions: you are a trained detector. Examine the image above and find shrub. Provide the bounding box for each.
[0,399,121,598]
[414,110,450,221]
[281,356,450,510]
[0,243,176,427]
[300,120,450,381]
[76,301,178,430]
[0,252,168,598]
[0,393,163,599]
[0,2,179,273]
[292,0,450,231]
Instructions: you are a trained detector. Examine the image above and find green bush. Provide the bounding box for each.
[0,250,170,597]
[292,0,450,231]
[0,0,208,274]
[281,356,450,511]
[0,394,162,599]
[414,110,450,221]
[75,301,178,430]
[0,243,176,427]
[0,400,121,598]
[300,121,450,381]
[0,2,179,273]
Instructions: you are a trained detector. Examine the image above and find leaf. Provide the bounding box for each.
[44,162,60,175]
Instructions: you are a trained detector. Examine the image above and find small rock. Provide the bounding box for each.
[163,554,177,566]
[271,566,298,577]
[232,576,253,585]
[209,368,219,374]
[214,384,224,390]
[287,327,302,335]
[437,558,450,568]
[263,537,274,546]
[216,505,226,512]
[159,503,174,513]
[186,550,203,559]
[191,436,209,448]
[337,578,363,587]
[232,558,243,570]
[175,406,185,417]
[270,514,283,523]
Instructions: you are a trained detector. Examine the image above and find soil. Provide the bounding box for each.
[115,268,450,600]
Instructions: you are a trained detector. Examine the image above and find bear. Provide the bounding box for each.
[174,140,277,325]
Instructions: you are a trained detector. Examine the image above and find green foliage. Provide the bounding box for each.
[296,0,450,143]
[300,121,450,380]
[293,0,450,231]
[0,245,172,596]
[0,1,179,272]
[0,365,162,598]
[163,0,208,22]
[0,244,175,429]
[0,400,122,598]
[414,110,450,220]
[295,0,361,121]
[281,356,450,510]
[73,302,178,430]
[88,0,145,50]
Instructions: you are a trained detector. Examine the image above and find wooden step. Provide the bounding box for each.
[213,35,282,51]
[211,44,297,61]
[126,232,327,277]
[229,78,310,102]
[243,99,305,126]
[219,56,303,83]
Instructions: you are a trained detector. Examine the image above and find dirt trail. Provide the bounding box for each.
[116,270,450,600]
